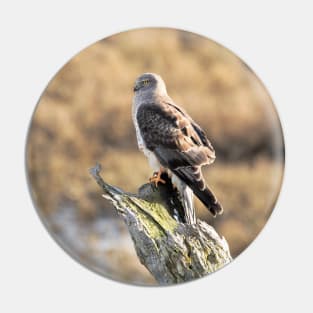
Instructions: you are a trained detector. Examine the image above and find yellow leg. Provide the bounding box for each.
[149,168,166,187]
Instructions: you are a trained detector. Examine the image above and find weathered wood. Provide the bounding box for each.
[89,163,232,285]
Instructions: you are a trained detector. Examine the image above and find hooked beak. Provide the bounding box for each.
[133,85,140,92]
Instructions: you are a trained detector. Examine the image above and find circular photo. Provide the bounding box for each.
[26,28,284,286]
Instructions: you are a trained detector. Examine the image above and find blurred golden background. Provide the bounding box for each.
[26,28,284,285]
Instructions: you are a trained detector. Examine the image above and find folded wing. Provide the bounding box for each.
[136,102,223,216]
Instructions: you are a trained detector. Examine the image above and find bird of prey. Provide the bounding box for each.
[132,73,223,224]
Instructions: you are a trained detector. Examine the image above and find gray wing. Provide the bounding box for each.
[136,102,215,168]
[136,102,223,217]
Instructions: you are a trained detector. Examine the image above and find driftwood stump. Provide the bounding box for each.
[90,164,232,285]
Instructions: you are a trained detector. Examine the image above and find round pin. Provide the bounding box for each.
[26,27,284,286]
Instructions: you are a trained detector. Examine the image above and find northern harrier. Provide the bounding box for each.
[132,73,223,224]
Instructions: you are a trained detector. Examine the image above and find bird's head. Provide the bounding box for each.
[133,73,167,96]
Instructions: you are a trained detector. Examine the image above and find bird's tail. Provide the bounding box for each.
[182,186,196,224]
[173,167,223,217]
[192,185,223,217]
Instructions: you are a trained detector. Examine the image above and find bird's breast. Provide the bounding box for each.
[132,102,145,150]
[132,101,161,172]
[145,150,161,172]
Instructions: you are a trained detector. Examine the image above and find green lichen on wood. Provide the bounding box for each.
[127,197,178,234]
[90,163,232,285]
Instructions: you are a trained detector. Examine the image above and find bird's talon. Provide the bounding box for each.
[149,171,166,187]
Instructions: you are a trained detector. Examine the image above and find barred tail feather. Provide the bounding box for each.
[173,167,223,217]
[192,185,223,217]
[182,186,196,224]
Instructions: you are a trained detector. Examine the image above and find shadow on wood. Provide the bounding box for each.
[89,163,232,285]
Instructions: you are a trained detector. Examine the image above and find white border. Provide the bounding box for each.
[1,1,312,312]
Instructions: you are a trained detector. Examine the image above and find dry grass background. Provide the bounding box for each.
[26,28,284,285]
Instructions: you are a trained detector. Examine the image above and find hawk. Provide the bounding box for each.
[132,73,223,224]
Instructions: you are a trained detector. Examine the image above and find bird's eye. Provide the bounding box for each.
[142,80,150,86]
